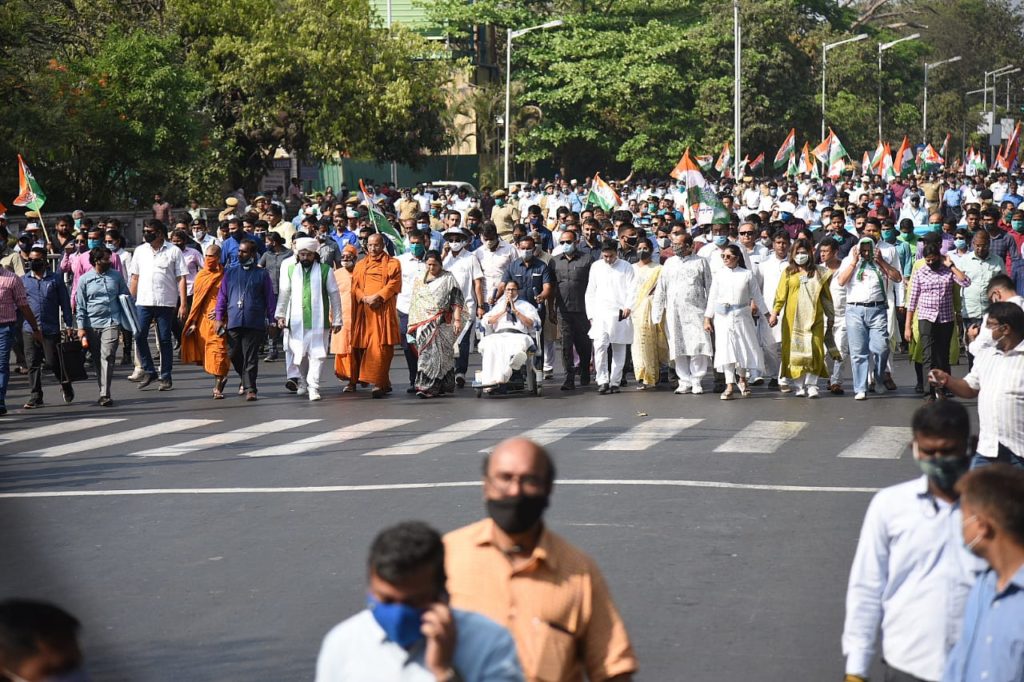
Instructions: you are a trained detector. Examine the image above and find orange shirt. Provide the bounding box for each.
[444,519,637,682]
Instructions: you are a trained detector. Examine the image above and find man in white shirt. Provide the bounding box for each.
[315,521,522,682]
[751,229,789,389]
[898,194,929,226]
[585,239,637,394]
[128,219,188,391]
[795,198,821,225]
[396,230,428,392]
[442,227,484,387]
[842,401,981,682]
[474,225,515,309]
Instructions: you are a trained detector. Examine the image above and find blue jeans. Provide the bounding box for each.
[135,305,175,380]
[846,305,889,394]
[0,322,16,408]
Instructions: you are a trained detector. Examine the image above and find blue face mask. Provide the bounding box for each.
[954,238,967,250]
[882,229,897,243]
[833,233,844,243]
[561,243,576,256]
[367,594,426,648]
[780,212,792,222]
[409,243,425,258]
[713,235,729,247]
[928,223,942,232]
[87,238,101,249]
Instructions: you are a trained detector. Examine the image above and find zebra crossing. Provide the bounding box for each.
[0,415,913,461]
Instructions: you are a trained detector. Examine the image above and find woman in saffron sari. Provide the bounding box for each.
[181,244,230,398]
[408,251,465,398]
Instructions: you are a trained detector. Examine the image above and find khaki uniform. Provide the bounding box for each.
[490,204,520,239]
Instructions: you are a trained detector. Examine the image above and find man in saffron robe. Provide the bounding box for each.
[350,233,401,398]
[181,244,230,398]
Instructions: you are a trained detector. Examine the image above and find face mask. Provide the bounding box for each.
[625,237,638,247]
[780,212,792,222]
[495,199,505,206]
[657,236,669,248]
[833,234,844,244]
[954,238,967,250]
[916,452,970,492]
[192,230,206,241]
[416,222,429,230]
[430,209,439,217]
[486,494,549,534]
[928,223,942,233]
[962,515,984,553]
[882,229,897,242]
[561,243,576,256]
[794,253,809,265]
[672,244,688,257]
[316,233,327,242]
[143,232,157,243]
[29,259,47,271]
[637,249,651,261]
[240,257,255,268]
[519,248,534,261]
[1013,220,1024,233]
[760,238,771,248]
[87,238,101,249]
[74,218,82,230]
[367,594,426,649]
[409,243,425,258]
[770,189,778,197]
[449,241,464,253]
[713,235,729,247]
[928,260,943,271]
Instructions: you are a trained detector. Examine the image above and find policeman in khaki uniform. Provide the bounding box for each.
[490,190,520,240]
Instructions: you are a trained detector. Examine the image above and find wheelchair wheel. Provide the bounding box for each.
[475,387,483,398]
[533,384,542,397]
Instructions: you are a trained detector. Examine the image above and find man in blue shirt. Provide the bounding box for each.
[315,521,522,682]
[843,401,983,682]
[21,247,74,408]
[943,184,964,224]
[76,246,129,407]
[943,465,1024,682]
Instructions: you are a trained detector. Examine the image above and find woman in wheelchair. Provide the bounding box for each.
[478,281,540,393]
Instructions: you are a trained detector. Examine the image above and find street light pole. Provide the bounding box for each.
[733,0,741,178]
[983,65,1014,128]
[821,34,868,140]
[878,34,920,141]
[923,55,962,142]
[503,20,564,188]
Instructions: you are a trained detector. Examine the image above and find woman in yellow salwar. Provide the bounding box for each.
[767,238,836,399]
[630,243,668,389]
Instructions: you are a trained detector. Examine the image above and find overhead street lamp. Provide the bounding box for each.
[821,34,868,140]
[983,65,1014,112]
[878,33,920,141]
[923,55,961,141]
[504,20,564,187]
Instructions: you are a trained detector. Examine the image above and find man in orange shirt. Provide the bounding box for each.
[444,438,637,682]
[350,233,401,398]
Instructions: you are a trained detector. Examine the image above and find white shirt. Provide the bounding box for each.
[967,295,1024,355]
[474,241,515,303]
[128,241,187,307]
[843,477,981,680]
[395,253,427,315]
[443,248,483,309]
[841,250,896,304]
[964,338,1024,459]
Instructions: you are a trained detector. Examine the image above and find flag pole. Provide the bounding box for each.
[27,209,52,248]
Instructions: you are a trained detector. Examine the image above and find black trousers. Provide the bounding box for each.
[882,660,929,682]
[963,316,981,371]
[24,331,70,401]
[918,318,953,396]
[227,327,266,392]
[398,311,417,384]
[557,311,591,378]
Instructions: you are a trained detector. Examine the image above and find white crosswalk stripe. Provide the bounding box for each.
[479,417,609,453]
[129,419,321,458]
[15,419,221,458]
[589,418,703,451]
[837,426,912,460]
[0,418,126,444]
[714,420,807,454]
[365,418,512,457]
[241,419,417,458]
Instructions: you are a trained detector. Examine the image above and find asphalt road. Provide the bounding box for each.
[0,349,974,681]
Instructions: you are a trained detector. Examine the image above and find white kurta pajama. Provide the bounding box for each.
[477,298,539,385]
[705,266,767,384]
[585,258,637,387]
[651,254,713,390]
[276,262,343,393]
[755,254,788,382]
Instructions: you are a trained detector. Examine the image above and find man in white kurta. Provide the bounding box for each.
[651,234,713,394]
[754,230,791,388]
[275,238,343,401]
[585,242,637,393]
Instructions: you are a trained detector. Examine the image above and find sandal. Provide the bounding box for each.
[739,379,751,397]
[343,383,356,393]
[213,377,228,400]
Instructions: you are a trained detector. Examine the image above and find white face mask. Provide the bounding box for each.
[449,241,464,253]
[794,253,810,265]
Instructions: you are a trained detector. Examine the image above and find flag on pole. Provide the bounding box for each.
[879,142,895,180]
[786,152,799,178]
[894,136,915,177]
[695,155,714,172]
[586,172,622,211]
[800,142,815,175]
[674,149,730,225]
[825,129,849,178]
[358,179,406,254]
[921,144,943,172]
[774,128,796,169]
[13,155,46,211]
[714,142,732,176]
[1003,122,1022,170]
[870,141,885,172]
[938,133,951,161]
[748,152,764,172]
[738,154,749,177]
[861,151,872,172]
[811,130,832,164]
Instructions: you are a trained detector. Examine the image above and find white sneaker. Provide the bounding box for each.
[794,387,807,397]
[674,382,691,395]
[807,386,820,399]
[297,385,308,396]
[854,392,867,401]
[691,383,704,395]
[308,389,321,401]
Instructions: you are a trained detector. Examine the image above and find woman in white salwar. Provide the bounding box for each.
[704,244,769,400]
[478,281,540,391]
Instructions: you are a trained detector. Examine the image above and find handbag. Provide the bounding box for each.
[52,338,89,383]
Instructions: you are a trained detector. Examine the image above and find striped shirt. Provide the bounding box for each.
[0,269,28,324]
[964,338,1024,459]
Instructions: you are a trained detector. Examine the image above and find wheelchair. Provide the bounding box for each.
[472,323,544,398]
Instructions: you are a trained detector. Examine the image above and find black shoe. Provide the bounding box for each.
[371,388,385,399]
[455,374,466,388]
[0,405,6,416]
[263,352,278,362]
[138,374,157,389]
[158,379,173,391]
[610,385,620,394]
[406,386,417,394]
[619,378,628,387]
[579,372,591,386]
[561,376,576,391]
[768,378,779,388]
[914,383,924,394]
[285,378,299,393]
[598,384,610,395]
[62,385,74,404]
[99,396,113,407]
[23,398,43,409]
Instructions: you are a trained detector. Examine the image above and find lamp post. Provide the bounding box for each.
[733,0,741,178]
[504,20,564,187]
[963,87,992,160]
[983,65,1014,114]
[923,55,961,141]
[878,34,920,141]
[821,34,868,140]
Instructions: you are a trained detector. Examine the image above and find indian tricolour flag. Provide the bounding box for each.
[774,128,796,169]
[696,155,714,172]
[823,128,849,178]
[748,152,764,172]
[870,141,885,173]
[586,172,621,211]
[894,136,915,177]
[359,178,406,254]
[938,133,951,161]
[785,152,799,178]
[714,142,732,176]
[13,155,46,211]
[671,149,729,225]
[921,144,943,172]
[879,142,895,180]
[811,130,832,164]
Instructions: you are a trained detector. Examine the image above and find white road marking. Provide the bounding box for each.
[837,426,912,459]
[129,419,321,458]
[0,418,126,445]
[14,420,221,458]
[364,418,512,457]
[714,420,808,453]
[0,478,880,499]
[589,418,703,451]
[480,417,609,453]
[240,419,417,458]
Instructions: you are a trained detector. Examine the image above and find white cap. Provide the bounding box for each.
[294,237,318,253]
[778,201,797,214]
[443,227,467,238]
[25,222,40,231]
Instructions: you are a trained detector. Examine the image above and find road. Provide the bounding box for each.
[0,352,965,681]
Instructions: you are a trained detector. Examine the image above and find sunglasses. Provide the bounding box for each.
[721,254,737,260]
[738,231,755,236]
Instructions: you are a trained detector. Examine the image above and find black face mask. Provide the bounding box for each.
[486,494,549,534]
[142,232,157,243]
[29,259,47,271]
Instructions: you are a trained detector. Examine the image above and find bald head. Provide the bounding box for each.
[482,437,556,496]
